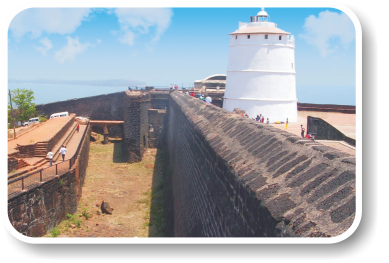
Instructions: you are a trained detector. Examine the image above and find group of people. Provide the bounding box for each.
[255,114,269,124]
[185,91,212,104]
[46,145,68,167]
[169,84,179,90]
[301,125,314,139]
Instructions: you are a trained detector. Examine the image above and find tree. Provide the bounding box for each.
[10,88,37,122]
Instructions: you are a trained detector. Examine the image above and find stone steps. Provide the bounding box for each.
[35,142,48,157]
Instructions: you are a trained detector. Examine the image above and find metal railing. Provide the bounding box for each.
[8,123,90,198]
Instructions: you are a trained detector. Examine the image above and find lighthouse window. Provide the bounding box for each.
[265,35,268,39]
[279,35,282,40]
[247,35,250,39]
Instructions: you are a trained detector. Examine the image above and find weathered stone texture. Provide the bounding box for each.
[148,109,167,148]
[7,125,91,237]
[36,92,125,120]
[122,91,151,163]
[164,91,356,237]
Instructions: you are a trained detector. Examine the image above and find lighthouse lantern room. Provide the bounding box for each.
[223,8,298,123]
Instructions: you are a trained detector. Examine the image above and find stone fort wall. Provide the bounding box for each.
[23,90,356,237]
[7,125,91,237]
[163,91,356,237]
[36,92,125,120]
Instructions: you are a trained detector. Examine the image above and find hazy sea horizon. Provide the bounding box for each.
[7,83,356,106]
[7,83,170,105]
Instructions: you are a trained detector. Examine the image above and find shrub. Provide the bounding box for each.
[50,227,60,237]
[82,208,91,220]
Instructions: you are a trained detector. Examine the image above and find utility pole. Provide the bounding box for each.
[8,89,16,139]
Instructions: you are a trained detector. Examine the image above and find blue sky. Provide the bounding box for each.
[8,7,356,105]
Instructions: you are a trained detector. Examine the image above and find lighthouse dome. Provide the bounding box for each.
[257,8,268,17]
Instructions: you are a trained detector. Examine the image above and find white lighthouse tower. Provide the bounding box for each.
[223,8,298,122]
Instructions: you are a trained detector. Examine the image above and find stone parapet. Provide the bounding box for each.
[7,124,91,237]
[164,91,356,237]
[298,102,356,114]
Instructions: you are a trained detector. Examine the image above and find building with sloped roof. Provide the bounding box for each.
[194,74,226,90]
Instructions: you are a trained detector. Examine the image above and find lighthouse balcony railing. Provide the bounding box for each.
[287,39,295,47]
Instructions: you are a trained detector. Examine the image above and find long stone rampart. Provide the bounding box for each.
[164,91,356,237]
[297,102,355,114]
[36,92,125,120]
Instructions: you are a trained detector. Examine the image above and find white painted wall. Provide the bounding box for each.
[224,72,296,100]
[223,99,297,123]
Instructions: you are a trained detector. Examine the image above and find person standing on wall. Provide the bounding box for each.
[60,145,67,162]
[285,118,289,129]
[301,125,305,138]
[76,123,80,133]
[47,149,54,167]
[266,118,270,124]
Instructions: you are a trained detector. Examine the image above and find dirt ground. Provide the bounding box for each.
[45,136,165,238]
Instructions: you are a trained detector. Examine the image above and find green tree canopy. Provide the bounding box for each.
[10,88,37,122]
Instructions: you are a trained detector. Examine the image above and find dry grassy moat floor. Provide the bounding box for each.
[45,136,165,238]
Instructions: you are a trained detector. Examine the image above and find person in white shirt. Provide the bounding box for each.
[60,145,67,162]
[205,96,212,104]
[47,149,54,166]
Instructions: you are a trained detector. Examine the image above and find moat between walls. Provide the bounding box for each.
[12,89,356,237]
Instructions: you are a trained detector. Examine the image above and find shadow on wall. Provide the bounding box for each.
[147,147,168,237]
[307,116,356,146]
[110,139,124,163]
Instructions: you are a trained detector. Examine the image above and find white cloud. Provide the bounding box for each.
[54,37,91,63]
[113,8,173,46]
[34,37,53,55]
[119,31,135,46]
[299,11,355,57]
[9,8,92,39]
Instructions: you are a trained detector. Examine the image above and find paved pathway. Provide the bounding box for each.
[41,124,87,168]
[8,116,73,155]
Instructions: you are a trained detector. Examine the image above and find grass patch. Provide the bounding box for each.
[81,208,91,220]
[50,227,60,237]
[66,213,82,228]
